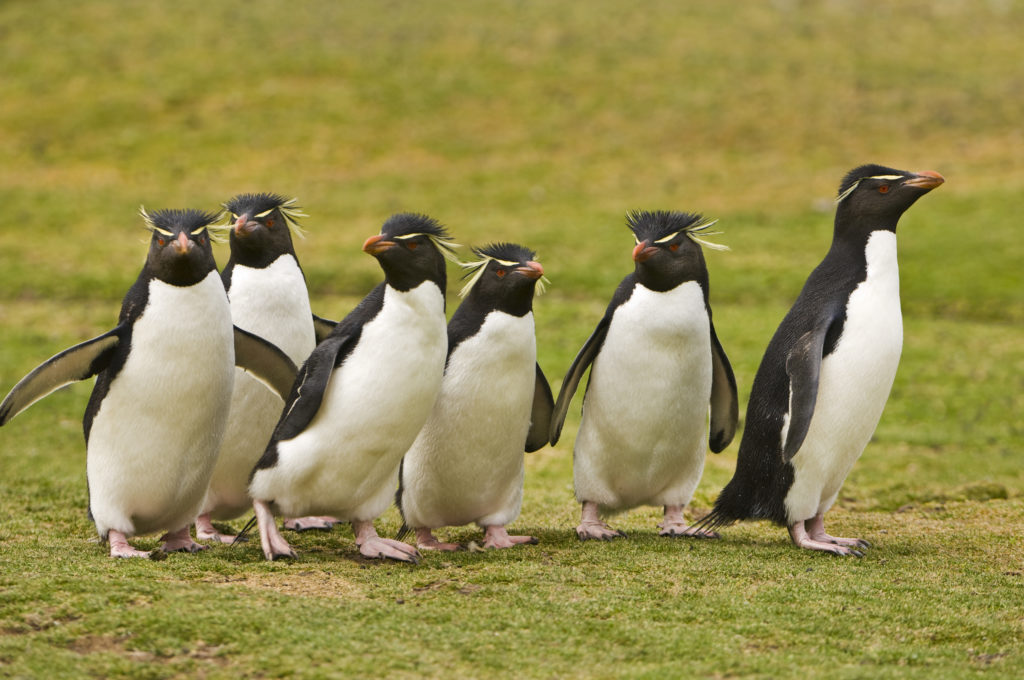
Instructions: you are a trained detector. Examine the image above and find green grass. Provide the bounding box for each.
[1,1,1022,678]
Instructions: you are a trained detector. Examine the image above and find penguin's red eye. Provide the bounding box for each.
[157,237,166,246]
[496,268,506,277]
[407,241,419,250]
[265,218,275,228]
[878,185,890,194]
[200,236,207,245]
[669,243,680,252]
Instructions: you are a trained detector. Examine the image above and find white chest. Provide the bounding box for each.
[227,257,315,362]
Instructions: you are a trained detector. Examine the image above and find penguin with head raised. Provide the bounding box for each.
[550,211,738,541]
[0,208,297,558]
[697,165,944,555]
[247,213,458,562]
[397,242,553,551]
[195,193,337,544]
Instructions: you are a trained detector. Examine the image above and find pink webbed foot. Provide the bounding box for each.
[483,525,538,549]
[806,514,871,549]
[107,530,155,559]
[160,526,208,554]
[789,520,864,557]
[658,505,719,539]
[415,527,461,551]
[354,520,420,563]
[195,513,239,544]
[254,499,297,561]
[283,515,340,532]
[576,501,626,541]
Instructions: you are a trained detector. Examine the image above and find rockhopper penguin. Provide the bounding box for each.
[697,165,944,555]
[397,242,553,550]
[0,208,297,558]
[550,211,738,540]
[195,193,337,543]
[247,213,459,562]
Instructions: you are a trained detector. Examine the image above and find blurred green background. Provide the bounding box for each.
[1,1,1022,677]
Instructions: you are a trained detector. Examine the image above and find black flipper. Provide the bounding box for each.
[0,327,123,426]
[708,318,739,453]
[525,363,554,452]
[312,314,337,345]
[782,321,831,462]
[233,326,299,401]
[548,315,611,445]
[270,332,354,443]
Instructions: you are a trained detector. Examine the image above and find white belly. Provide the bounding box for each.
[574,281,713,510]
[205,257,317,518]
[251,282,447,521]
[87,273,235,537]
[786,231,903,520]
[401,311,536,529]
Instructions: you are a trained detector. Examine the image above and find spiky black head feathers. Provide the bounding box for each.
[627,210,727,251]
[223,193,306,236]
[473,242,537,265]
[380,213,461,263]
[836,164,909,203]
[140,207,222,236]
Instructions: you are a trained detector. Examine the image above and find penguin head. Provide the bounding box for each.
[362,213,460,292]
[458,242,546,316]
[627,211,726,292]
[223,193,305,267]
[835,164,945,231]
[140,207,221,286]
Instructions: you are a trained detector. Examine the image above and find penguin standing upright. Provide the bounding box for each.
[550,211,738,540]
[397,243,553,551]
[698,165,944,555]
[195,193,336,543]
[0,208,296,558]
[248,213,459,562]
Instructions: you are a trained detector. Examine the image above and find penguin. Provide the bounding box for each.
[195,193,337,544]
[0,208,297,558]
[247,213,459,562]
[397,242,553,551]
[549,211,738,541]
[697,165,945,555]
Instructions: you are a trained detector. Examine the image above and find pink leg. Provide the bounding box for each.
[160,525,207,554]
[415,527,461,551]
[789,520,864,557]
[195,513,237,544]
[806,513,871,549]
[482,525,538,549]
[353,520,420,563]
[576,501,626,541]
[108,530,152,559]
[254,499,296,561]
[658,504,719,539]
[282,515,340,532]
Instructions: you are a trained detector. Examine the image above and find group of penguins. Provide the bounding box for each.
[0,163,944,562]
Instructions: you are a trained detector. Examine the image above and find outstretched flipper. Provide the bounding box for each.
[0,327,124,425]
[232,326,299,401]
[525,363,554,452]
[549,315,611,445]
[708,318,739,453]
[782,320,832,462]
[312,314,337,344]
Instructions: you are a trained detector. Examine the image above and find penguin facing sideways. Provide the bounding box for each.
[247,213,459,563]
[195,193,337,544]
[0,208,297,558]
[697,165,944,555]
[550,211,738,541]
[397,243,553,551]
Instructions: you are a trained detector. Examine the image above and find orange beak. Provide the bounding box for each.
[632,240,658,263]
[172,231,191,254]
[902,171,945,190]
[362,234,396,255]
[515,261,544,279]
